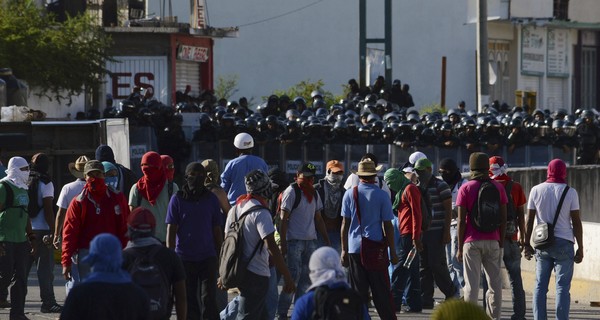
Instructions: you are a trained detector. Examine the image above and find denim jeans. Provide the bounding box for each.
[0,241,30,317]
[445,224,464,296]
[237,270,269,320]
[533,238,574,320]
[183,256,219,320]
[391,234,422,311]
[266,266,278,320]
[276,239,316,317]
[318,230,341,254]
[26,230,57,306]
[483,238,526,320]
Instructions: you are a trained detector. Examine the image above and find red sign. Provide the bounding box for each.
[110,72,155,99]
[177,45,209,62]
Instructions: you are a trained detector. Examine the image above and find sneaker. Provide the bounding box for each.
[40,303,62,313]
[0,300,10,308]
[399,306,422,313]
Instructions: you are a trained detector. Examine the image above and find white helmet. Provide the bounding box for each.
[234,133,254,150]
[409,151,427,165]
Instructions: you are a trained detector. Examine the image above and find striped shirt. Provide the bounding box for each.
[424,177,452,230]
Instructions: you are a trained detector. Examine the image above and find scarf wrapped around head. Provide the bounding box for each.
[489,156,508,179]
[469,152,490,181]
[81,233,131,284]
[136,152,166,205]
[307,247,347,291]
[160,155,175,182]
[546,159,567,183]
[3,156,30,189]
[180,162,208,201]
[201,159,221,187]
[384,168,410,211]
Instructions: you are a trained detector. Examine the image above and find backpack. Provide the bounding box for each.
[127,245,171,320]
[27,174,42,218]
[219,204,268,289]
[311,285,364,320]
[0,181,27,213]
[277,183,317,217]
[136,180,174,207]
[471,179,502,233]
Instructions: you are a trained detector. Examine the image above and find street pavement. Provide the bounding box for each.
[1,265,599,320]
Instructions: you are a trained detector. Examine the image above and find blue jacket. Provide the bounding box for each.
[220,154,269,204]
[291,282,371,320]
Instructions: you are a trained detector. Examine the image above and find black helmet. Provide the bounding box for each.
[510,118,522,128]
[315,107,329,118]
[581,109,595,119]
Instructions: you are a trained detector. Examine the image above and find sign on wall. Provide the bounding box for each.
[177,45,209,62]
[193,0,206,29]
[105,56,169,106]
[547,29,569,77]
[521,26,546,76]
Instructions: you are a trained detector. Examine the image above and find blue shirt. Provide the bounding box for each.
[291,282,371,320]
[341,182,394,254]
[220,155,269,204]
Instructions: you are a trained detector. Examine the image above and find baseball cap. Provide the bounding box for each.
[326,160,344,173]
[127,207,156,232]
[83,160,104,176]
[414,158,433,171]
[298,162,317,177]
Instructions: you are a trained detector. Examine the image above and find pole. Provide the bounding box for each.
[359,0,367,89]
[477,0,489,112]
[384,0,392,88]
[441,56,447,108]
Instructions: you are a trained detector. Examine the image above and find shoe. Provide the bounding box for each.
[9,314,30,320]
[399,306,422,313]
[0,300,10,308]
[40,303,62,313]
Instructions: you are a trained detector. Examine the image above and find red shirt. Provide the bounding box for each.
[494,176,527,240]
[61,189,129,266]
[397,184,422,240]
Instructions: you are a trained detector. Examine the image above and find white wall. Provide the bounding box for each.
[185,0,479,109]
[26,89,86,120]
[569,0,600,23]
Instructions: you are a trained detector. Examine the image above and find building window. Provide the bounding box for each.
[554,0,569,20]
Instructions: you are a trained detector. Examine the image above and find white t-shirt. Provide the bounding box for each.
[224,198,275,277]
[527,182,580,242]
[56,179,86,210]
[280,185,323,241]
[31,181,54,230]
[343,173,391,199]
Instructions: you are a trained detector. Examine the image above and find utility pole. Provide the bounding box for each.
[359,0,392,89]
[477,0,489,112]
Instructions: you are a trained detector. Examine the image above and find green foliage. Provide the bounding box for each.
[420,102,446,114]
[214,74,239,100]
[0,0,113,104]
[268,79,337,107]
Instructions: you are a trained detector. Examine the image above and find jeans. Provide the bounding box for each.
[318,229,341,254]
[533,238,574,320]
[463,240,502,320]
[420,228,455,305]
[277,239,316,317]
[445,224,464,296]
[26,230,57,306]
[391,234,422,311]
[183,256,219,320]
[0,241,30,317]
[221,266,278,320]
[348,253,397,320]
[483,238,526,320]
[237,270,269,320]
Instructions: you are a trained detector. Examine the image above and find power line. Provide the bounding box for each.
[237,0,324,28]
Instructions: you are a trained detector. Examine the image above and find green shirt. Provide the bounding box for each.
[129,181,178,242]
[0,180,29,243]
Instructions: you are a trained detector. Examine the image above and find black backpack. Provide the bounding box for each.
[27,173,43,218]
[471,179,502,233]
[126,245,171,320]
[311,285,364,320]
[219,204,268,289]
[1,181,27,213]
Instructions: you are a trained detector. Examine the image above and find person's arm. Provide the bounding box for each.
[42,196,54,233]
[173,279,187,320]
[213,226,223,256]
[456,205,466,263]
[166,224,178,249]
[407,186,423,250]
[279,209,290,256]
[212,188,232,216]
[340,217,350,267]
[53,207,66,250]
[314,210,330,246]
[62,201,82,280]
[571,210,584,264]
[265,233,296,294]
[516,204,526,246]
[523,209,536,260]
[383,220,398,265]
[441,197,452,244]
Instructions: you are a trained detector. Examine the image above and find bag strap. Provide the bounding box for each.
[352,186,362,225]
[551,186,570,226]
[235,204,268,262]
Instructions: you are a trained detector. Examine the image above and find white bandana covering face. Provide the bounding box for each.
[307,247,347,291]
[489,163,508,179]
[3,156,30,189]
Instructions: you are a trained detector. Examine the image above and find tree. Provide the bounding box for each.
[0,0,113,104]
[269,79,343,107]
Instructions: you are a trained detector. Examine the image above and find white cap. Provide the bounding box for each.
[233,132,254,150]
[409,151,427,165]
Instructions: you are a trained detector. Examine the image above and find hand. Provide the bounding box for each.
[498,240,504,249]
[413,239,423,252]
[279,241,287,257]
[442,231,451,245]
[63,265,72,280]
[217,277,226,290]
[390,252,399,265]
[341,250,349,268]
[282,275,296,294]
[53,235,61,250]
[456,249,463,263]
[518,235,525,250]
[29,241,37,256]
[574,248,584,264]
[523,245,534,261]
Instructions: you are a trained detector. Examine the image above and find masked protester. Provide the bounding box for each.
[129,151,178,243]
[314,160,345,253]
[166,162,223,320]
[61,160,129,285]
[102,161,119,190]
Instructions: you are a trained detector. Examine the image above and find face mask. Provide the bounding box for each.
[87,177,107,195]
[416,171,432,187]
[105,176,118,189]
[186,174,206,191]
[15,170,30,187]
[325,173,343,186]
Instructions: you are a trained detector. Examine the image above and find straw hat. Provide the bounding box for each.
[68,155,90,179]
[352,158,382,176]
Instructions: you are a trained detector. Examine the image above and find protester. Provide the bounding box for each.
[26,153,62,313]
[123,207,186,320]
[414,158,456,308]
[341,159,398,320]
[384,168,423,313]
[524,159,583,320]
[53,155,88,249]
[102,161,119,190]
[0,157,34,320]
[61,160,129,283]
[129,151,178,243]
[60,233,149,320]
[220,169,295,319]
[166,162,222,319]
[290,246,370,320]
[343,153,391,198]
[314,160,345,253]
[456,152,507,320]
[221,133,269,204]
[95,145,138,198]
[201,159,231,217]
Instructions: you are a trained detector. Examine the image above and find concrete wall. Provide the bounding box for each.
[569,0,600,23]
